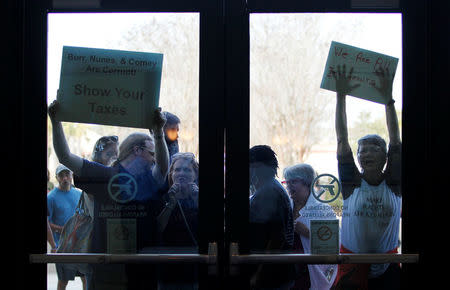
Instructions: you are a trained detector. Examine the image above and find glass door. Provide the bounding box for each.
[223,1,420,289]
[46,12,203,289]
[25,1,226,289]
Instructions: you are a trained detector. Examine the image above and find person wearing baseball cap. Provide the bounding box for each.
[47,164,84,289]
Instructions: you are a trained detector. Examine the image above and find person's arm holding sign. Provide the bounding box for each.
[375,67,402,190]
[48,99,83,176]
[333,65,361,156]
[151,108,170,181]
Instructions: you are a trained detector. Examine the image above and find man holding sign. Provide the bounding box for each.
[331,62,402,290]
[49,101,169,289]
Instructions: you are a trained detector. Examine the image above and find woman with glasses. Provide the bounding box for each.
[283,164,337,290]
[332,65,402,290]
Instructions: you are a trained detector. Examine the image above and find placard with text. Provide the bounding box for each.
[56,46,163,128]
[320,41,398,104]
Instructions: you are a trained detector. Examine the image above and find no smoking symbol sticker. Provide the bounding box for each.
[317,226,332,241]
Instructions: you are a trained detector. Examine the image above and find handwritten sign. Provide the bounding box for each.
[310,219,339,254]
[320,41,398,104]
[56,46,163,128]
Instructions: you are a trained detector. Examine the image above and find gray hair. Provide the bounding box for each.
[283,163,316,188]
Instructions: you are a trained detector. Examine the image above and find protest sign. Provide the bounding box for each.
[320,41,398,104]
[56,46,163,128]
[310,219,339,254]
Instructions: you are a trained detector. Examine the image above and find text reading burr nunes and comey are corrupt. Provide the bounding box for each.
[67,53,157,116]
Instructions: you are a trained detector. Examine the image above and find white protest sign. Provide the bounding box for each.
[310,219,339,254]
[56,46,163,128]
[320,41,398,104]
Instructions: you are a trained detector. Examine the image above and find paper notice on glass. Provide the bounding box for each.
[310,219,339,254]
[107,218,137,254]
[320,41,398,104]
[56,46,163,128]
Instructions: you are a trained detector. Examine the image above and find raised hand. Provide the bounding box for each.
[374,67,394,102]
[332,64,361,96]
[151,107,166,132]
[48,100,59,121]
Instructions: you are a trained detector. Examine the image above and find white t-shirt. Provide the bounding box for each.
[338,144,402,278]
[341,180,401,254]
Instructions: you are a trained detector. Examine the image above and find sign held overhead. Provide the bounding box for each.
[320,41,398,104]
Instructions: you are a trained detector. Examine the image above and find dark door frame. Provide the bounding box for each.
[10,0,448,289]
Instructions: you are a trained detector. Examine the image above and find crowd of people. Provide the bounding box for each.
[46,65,401,290]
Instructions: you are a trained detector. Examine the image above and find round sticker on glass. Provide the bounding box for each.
[311,173,341,203]
[108,173,137,204]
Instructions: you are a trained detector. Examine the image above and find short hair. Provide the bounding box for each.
[168,152,199,186]
[115,133,152,165]
[162,111,180,127]
[249,145,278,176]
[283,163,316,188]
[357,134,387,154]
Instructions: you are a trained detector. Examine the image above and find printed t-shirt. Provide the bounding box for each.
[338,144,402,278]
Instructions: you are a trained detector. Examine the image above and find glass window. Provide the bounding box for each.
[47,12,199,289]
[249,13,402,289]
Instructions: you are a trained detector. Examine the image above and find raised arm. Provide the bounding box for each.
[375,67,401,146]
[48,100,83,175]
[151,108,170,180]
[333,65,360,156]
